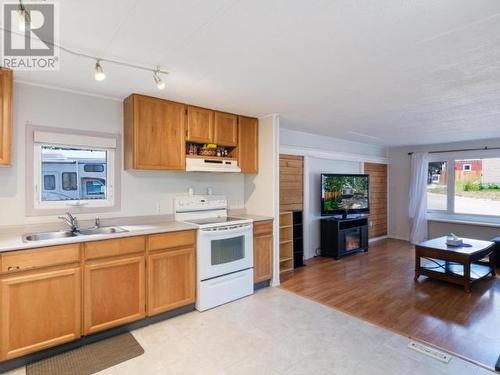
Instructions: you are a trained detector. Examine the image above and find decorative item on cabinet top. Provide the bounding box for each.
[123,94,258,173]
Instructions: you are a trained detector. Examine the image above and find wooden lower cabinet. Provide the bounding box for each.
[0,267,81,361]
[147,246,195,316]
[0,230,199,363]
[84,255,146,335]
[253,220,274,283]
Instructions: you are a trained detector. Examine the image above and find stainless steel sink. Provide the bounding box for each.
[22,226,128,242]
[23,231,79,242]
[78,226,128,235]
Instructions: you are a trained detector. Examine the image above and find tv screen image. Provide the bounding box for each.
[321,174,370,215]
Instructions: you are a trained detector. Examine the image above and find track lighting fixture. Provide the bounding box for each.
[94,60,106,81]
[18,1,30,32]
[7,12,171,87]
[153,69,165,90]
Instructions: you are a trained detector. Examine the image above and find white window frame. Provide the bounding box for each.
[33,143,115,210]
[426,150,500,225]
[462,163,472,171]
[26,125,121,217]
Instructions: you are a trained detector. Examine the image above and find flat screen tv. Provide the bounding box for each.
[321,174,370,216]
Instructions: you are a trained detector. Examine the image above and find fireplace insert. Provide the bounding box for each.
[320,216,369,259]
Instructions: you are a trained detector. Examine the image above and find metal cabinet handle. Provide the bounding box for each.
[7,266,20,271]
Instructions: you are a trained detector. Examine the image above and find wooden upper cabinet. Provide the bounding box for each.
[214,111,238,147]
[186,106,214,144]
[0,267,81,361]
[238,116,258,173]
[0,68,13,166]
[124,94,186,170]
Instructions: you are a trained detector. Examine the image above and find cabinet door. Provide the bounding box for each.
[0,68,13,166]
[0,267,81,361]
[214,111,238,146]
[84,255,145,335]
[186,106,214,144]
[238,116,258,173]
[254,233,273,283]
[132,95,186,170]
[147,247,195,316]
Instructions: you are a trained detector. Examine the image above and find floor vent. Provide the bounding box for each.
[408,341,452,363]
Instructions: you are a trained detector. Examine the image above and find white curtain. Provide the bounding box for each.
[408,152,430,244]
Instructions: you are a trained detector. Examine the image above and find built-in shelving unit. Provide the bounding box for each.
[279,212,294,274]
[293,211,304,268]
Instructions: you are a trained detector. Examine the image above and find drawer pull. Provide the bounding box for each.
[7,266,20,271]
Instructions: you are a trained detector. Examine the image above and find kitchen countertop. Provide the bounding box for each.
[0,213,274,253]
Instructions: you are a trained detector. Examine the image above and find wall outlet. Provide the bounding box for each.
[370,221,373,227]
[156,203,161,213]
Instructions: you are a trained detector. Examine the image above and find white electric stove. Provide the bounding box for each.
[174,195,254,311]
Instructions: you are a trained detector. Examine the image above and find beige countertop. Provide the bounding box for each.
[0,213,274,253]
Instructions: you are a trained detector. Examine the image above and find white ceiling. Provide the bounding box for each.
[6,0,500,147]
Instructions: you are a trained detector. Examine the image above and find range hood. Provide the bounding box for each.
[186,157,241,173]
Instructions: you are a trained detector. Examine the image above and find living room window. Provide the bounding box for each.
[427,155,500,222]
[427,161,448,211]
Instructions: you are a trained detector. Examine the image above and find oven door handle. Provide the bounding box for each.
[199,224,252,236]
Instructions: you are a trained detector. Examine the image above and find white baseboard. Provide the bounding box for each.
[369,235,388,243]
[387,234,410,242]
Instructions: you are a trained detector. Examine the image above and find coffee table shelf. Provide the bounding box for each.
[415,237,496,293]
[420,259,493,281]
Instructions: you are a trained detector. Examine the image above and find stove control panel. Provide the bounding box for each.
[175,195,227,213]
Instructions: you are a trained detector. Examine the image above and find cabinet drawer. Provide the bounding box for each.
[1,244,80,273]
[148,231,196,252]
[253,220,273,236]
[84,236,146,260]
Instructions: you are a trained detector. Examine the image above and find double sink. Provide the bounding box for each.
[23,226,128,242]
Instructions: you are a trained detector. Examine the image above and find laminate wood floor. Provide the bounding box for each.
[280,239,500,370]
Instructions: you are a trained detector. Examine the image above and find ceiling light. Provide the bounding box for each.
[153,70,165,90]
[94,60,106,81]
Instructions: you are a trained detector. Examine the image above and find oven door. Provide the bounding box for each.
[197,223,253,281]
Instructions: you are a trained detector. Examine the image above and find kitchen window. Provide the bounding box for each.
[427,154,500,223]
[29,127,120,214]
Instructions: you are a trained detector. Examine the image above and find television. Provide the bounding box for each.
[321,174,370,216]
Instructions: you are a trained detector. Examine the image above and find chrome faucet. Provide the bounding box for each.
[58,212,80,233]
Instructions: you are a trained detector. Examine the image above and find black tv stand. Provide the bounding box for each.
[320,216,369,259]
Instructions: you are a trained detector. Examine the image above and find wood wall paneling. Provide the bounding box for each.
[364,162,388,238]
[280,155,304,212]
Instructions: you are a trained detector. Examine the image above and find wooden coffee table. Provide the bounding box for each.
[414,237,496,293]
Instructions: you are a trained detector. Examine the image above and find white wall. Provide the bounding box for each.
[244,115,278,217]
[280,128,387,163]
[0,83,246,227]
[245,114,280,285]
[279,127,388,259]
[388,138,500,241]
[304,156,363,259]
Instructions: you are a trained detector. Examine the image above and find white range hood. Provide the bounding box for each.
[185,157,241,173]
